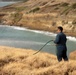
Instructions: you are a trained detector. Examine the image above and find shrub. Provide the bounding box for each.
[71,3,76,9]
[62,20,68,25]
[15,7,26,12]
[42,2,47,6]
[72,19,76,25]
[11,12,23,23]
[52,21,56,26]
[54,7,59,10]
[23,0,28,2]
[0,20,1,23]
[60,6,70,15]
[60,2,69,7]
[29,7,40,13]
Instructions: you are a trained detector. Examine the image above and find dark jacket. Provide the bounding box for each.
[54,32,67,51]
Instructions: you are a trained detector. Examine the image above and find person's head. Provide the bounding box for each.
[57,26,63,33]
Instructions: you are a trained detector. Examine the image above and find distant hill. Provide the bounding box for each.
[0,0,76,36]
[0,0,76,15]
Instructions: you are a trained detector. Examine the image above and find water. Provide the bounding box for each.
[0,2,76,56]
[0,2,16,7]
[0,25,76,56]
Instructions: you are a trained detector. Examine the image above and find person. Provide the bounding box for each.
[54,26,68,62]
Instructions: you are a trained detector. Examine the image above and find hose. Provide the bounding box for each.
[33,40,54,55]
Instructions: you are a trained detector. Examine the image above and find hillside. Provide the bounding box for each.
[0,0,76,36]
[0,46,76,75]
[0,0,76,13]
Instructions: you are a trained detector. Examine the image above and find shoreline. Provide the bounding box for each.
[0,0,76,37]
[1,24,76,38]
[4,23,76,37]
[0,24,76,42]
[0,12,76,37]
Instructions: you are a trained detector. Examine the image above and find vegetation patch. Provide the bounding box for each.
[72,19,76,25]
[71,3,76,9]
[54,7,59,10]
[29,7,40,13]
[23,0,28,2]
[0,46,76,75]
[15,7,26,12]
[42,2,48,6]
[60,2,69,7]
[60,3,76,15]
[60,6,70,15]
[11,12,23,24]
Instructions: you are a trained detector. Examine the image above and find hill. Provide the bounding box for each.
[0,46,76,75]
[0,0,76,36]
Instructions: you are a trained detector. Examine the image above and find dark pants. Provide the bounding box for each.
[56,45,68,62]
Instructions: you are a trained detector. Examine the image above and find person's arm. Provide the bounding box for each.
[54,34,60,44]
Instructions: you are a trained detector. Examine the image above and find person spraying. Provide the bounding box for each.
[33,26,68,62]
[54,26,68,62]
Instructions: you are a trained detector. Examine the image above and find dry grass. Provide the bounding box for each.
[70,50,76,60]
[18,13,57,31]
[1,12,76,36]
[0,46,76,75]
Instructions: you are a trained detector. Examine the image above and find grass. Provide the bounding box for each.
[0,46,76,75]
[11,12,23,24]
[60,6,71,15]
[23,0,28,2]
[60,3,76,15]
[71,3,76,9]
[15,7,26,12]
[60,2,69,7]
[29,7,40,13]
[70,51,76,60]
[18,13,57,32]
[72,19,76,25]
[1,11,76,37]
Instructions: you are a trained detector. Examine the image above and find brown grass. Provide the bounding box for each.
[1,12,76,37]
[18,13,57,31]
[0,46,76,75]
[70,50,76,60]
